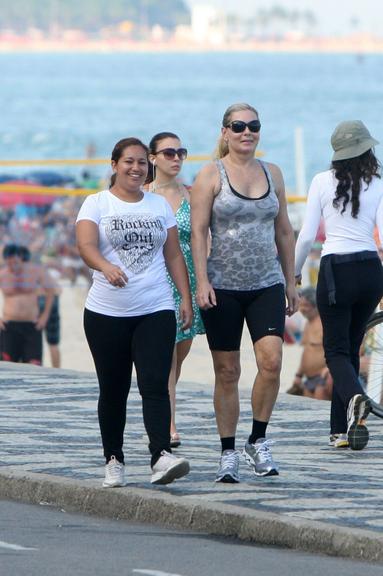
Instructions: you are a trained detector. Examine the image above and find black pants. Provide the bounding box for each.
[317,256,383,434]
[84,308,176,466]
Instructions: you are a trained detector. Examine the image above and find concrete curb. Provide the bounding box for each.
[1,468,382,563]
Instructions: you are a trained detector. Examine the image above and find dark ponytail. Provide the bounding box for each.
[109,173,116,188]
[146,163,155,185]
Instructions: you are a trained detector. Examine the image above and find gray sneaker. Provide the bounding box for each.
[215,449,240,483]
[328,433,349,448]
[347,394,371,450]
[243,438,279,477]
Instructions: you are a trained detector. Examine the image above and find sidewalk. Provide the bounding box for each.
[0,361,382,562]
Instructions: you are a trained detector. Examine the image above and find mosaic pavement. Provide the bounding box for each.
[0,362,382,533]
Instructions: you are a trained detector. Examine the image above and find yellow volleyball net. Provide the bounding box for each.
[0,154,304,202]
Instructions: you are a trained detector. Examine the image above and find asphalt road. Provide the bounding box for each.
[1,501,382,576]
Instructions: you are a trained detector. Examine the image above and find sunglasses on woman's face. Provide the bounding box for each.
[155,147,188,161]
[226,120,261,133]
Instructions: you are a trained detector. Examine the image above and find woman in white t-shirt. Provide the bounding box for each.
[76,137,192,487]
[295,121,383,451]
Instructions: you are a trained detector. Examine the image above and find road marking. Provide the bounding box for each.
[0,540,38,551]
[133,570,184,576]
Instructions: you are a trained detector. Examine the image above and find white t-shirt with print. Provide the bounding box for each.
[76,189,177,316]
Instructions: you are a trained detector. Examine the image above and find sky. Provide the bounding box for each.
[185,0,382,36]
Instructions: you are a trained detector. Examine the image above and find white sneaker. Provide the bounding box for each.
[328,433,349,448]
[215,449,240,483]
[347,394,371,450]
[151,450,190,485]
[102,456,126,488]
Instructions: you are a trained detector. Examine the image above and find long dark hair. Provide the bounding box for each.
[146,131,180,184]
[109,137,149,188]
[332,149,381,218]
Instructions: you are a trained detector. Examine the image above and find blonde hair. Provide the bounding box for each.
[214,102,259,159]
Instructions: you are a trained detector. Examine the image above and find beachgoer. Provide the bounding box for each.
[38,283,62,368]
[60,244,91,286]
[287,287,333,401]
[76,137,193,487]
[191,103,299,482]
[295,120,383,450]
[0,243,55,365]
[18,245,62,369]
[147,131,205,448]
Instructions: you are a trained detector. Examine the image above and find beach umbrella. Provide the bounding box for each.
[0,180,57,207]
[0,174,17,183]
[26,170,75,187]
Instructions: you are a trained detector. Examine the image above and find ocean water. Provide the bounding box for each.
[0,51,382,189]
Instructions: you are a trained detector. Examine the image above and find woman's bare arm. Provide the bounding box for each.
[76,220,127,287]
[269,163,299,316]
[164,226,192,330]
[190,163,219,309]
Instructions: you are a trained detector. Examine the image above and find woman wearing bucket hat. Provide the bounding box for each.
[295,120,383,451]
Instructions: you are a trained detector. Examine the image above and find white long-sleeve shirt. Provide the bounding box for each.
[295,170,383,276]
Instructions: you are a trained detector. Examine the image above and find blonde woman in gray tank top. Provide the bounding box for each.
[191,103,299,483]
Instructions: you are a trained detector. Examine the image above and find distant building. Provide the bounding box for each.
[191,5,226,45]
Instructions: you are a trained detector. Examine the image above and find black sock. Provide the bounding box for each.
[248,419,268,444]
[221,437,235,452]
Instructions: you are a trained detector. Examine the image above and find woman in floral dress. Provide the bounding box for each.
[148,132,205,447]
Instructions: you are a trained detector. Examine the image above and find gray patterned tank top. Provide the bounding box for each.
[207,159,285,290]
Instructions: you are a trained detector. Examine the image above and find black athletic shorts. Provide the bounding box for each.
[2,321,43,364]
[38,295,60,345]
[200,283,286,351]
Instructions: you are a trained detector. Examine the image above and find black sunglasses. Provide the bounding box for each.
[154,147,188,161]
[226,120,261,133]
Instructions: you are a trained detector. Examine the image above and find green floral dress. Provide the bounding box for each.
[169,198,205,343]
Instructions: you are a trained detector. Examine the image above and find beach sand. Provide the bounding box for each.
[49,284,301,393]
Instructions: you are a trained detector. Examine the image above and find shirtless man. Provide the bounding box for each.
[288,287,333,400]
[0,244,55,365]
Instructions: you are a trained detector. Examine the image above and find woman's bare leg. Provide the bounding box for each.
[169,338,193,436]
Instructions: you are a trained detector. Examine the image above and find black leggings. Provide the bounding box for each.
[84,308,176,466]
[317,257,383,434]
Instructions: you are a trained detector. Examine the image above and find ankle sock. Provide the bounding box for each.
[221,436,235,452]
[248,419,268,444]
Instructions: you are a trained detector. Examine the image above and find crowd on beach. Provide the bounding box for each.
[1,103,382,489]
[0,189,93,369]
[0,194,90,284]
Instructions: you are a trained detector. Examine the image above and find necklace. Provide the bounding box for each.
[151,181,187,214]
[151,180,179,192]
